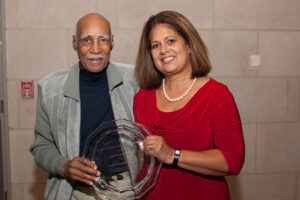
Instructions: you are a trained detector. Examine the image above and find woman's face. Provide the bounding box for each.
[150,23,192,77]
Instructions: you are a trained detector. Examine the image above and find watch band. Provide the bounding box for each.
[173,149,181,165]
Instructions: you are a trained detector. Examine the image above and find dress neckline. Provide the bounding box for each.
[154,78,213,114]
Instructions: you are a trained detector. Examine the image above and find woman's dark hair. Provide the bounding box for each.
[135,10,211,89]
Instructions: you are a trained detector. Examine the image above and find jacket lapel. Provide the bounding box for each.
[63,63,81,158]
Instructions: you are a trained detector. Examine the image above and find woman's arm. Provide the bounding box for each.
[178,149,228,176]
[144,136,229,176]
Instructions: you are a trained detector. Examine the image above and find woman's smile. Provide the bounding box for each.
[161,56,175,64]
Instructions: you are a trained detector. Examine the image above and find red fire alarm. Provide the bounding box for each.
[21,80,34,98]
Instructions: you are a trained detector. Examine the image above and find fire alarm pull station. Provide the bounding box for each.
[21,81,34,98]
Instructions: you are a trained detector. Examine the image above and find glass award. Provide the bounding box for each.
[82,119,162,200]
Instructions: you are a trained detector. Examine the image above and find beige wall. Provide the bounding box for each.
[4,0,300,199]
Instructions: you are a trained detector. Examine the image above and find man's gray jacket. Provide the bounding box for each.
[30,62,139,199]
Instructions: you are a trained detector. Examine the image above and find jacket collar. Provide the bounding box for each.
[107,62,123,91]
[63,62,123,101]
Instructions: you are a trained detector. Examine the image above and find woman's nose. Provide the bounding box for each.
[160,44,169,55]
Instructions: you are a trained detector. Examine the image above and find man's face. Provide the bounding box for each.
[73,16,113,73]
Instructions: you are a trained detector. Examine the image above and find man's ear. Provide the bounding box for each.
[72,35,78,50]
[110,34,114,51]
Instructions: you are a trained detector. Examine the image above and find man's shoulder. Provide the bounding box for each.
[110,62,135,81]
[40,65,74,84]
[110,62,134,70]
[109,62,140,94]
[38,64,78,97]
[110,62,134,75]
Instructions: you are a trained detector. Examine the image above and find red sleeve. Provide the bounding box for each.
[211,85,245,175]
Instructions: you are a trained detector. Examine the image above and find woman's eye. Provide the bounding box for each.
[151,44,159,49]
[168,39,175,44]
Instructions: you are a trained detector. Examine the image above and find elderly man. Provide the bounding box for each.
[30,13,138,199]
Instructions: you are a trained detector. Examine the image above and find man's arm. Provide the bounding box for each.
[30,83,67,175]
[30,83,100,185]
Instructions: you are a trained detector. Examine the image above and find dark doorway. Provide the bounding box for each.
[0,0,11,199]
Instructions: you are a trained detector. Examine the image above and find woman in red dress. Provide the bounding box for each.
[133,11,245,200]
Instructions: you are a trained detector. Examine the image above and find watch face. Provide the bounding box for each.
[82,119,162,200]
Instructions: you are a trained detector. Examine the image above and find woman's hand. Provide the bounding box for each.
[143,135,174,164]
[60,157,101,185]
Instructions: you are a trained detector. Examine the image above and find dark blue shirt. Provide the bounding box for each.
[79,64,129,176]
[79,64,115,156]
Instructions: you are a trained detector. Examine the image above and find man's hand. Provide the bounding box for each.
[60,157,100,186]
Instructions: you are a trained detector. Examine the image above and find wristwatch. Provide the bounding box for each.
[173,149,181,165]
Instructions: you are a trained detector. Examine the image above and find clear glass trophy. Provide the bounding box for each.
[82,119,162,200]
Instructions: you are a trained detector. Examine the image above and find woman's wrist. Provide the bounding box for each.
[173,149,181,165]
[166,148,175,164]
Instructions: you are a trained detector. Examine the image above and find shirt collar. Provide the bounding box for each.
[64,62,123,101]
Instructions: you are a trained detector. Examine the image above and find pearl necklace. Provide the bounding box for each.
[162,77,197,102]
